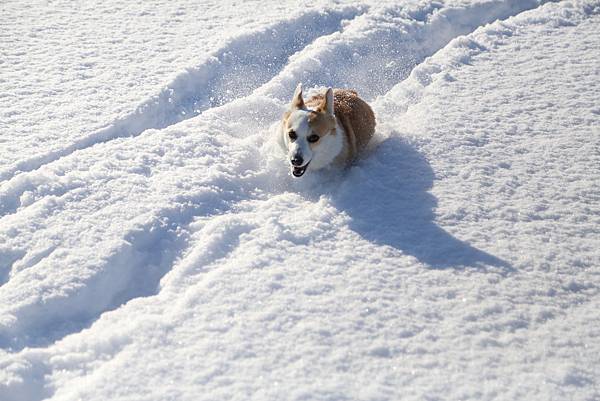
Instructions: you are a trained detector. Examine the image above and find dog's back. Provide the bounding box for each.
[306,89,376,160]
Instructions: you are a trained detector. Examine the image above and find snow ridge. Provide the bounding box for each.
[0,0,553,353]
[0,6,364,184]
[0,0,547,218]
[256,0,549,101]
[2,1,599,400]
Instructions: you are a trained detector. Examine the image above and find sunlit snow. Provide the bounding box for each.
[1,1,599,400]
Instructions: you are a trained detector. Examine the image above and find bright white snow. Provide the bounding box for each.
[1,0,599,400]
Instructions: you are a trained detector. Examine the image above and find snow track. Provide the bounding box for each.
[2,0,599,400]
[0,0,548,216]
[256,0,551,101]
[0,6,365,184]
[0,0,550,351]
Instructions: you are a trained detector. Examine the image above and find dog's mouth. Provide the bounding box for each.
[291,162,310,177]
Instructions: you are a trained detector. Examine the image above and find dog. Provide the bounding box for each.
[276,84,376,177]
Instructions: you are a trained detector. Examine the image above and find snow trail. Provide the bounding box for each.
[1,1,599,400]
[0,0,547,218]
[0,6,364,184]
[0,0,553,352]
[255,0,550,101]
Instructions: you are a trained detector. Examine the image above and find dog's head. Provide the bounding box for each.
[281,84,337,177]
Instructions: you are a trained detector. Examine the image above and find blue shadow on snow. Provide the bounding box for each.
[332,136,512,271]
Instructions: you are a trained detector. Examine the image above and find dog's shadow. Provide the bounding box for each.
[331,136,512,271]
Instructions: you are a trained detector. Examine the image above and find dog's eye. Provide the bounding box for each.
[288,131,297,141]
[307,134,320,143]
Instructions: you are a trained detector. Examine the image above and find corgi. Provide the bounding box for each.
[276,84,376,177]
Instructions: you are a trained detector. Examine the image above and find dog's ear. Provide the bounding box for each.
[290,83,305,110]
[319,87,334,116]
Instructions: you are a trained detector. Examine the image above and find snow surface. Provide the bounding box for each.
[1,0,599,400]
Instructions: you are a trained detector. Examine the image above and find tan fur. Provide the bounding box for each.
[306,89,376,161]
[282,110,292,127]
[291,89,305,110]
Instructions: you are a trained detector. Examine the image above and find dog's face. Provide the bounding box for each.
[282,84,337,177]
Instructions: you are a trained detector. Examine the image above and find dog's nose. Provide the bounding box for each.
[291,155,304,166]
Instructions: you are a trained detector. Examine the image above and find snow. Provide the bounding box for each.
[1,0,599,400]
